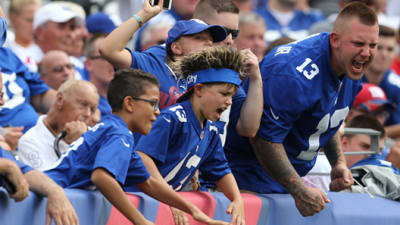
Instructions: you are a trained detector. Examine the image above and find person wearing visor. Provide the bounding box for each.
[101,0,263,146]
[100,0,226,109]
[132,47,249,225]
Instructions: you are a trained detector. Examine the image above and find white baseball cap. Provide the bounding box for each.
[34,2,84,29]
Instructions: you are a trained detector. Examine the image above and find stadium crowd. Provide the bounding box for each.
[1,0,400,224]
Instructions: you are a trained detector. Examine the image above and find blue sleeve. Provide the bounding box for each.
[199,134,231,182]
[93,134,133,184]
[229,85,247,129]
[1,48,49,96]
[258,71,308,143]
[0,148,33,174]
[127,48,154,69]
[0,18,6,47]
[135,113,175,163]
[124,152,151,186]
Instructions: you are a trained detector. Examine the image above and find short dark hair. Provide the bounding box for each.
[336,2,378,27]
[84,33,107,57]
[344,114,386,138]
[107,68,159,112]
[379,25,395,38]
[194,0,239,22]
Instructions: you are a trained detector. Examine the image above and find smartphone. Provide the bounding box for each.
[151,0,172,10]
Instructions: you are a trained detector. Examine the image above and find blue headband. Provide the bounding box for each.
[185,68,241,90]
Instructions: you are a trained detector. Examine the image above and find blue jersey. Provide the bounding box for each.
[225,33,362,193]
[352,154,399,175]
[133,100,231,191]
[46,114,150,188]
[0,47,49,132]
[98,95,112,117]
[129,45,247,135]
[0,147,33,175]
[128,45,186,109]
[0,17,6,47]
[255,7,324,43]
[361,70,400,125]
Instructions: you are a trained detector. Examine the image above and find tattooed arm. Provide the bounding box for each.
[324,132,354,191]
[251,136,330,217]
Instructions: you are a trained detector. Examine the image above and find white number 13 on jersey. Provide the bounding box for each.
[297,107,349,160]
[296,58,319,80]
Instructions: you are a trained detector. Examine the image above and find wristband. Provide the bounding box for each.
[133,14,143,27]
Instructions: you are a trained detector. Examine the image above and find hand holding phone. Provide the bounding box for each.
[151,0,172,10]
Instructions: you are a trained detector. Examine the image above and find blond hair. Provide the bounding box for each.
[175,46,245,81]
[9,0,42,13]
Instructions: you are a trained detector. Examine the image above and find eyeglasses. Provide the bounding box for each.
[51,63,74,73]
[131,97,159,111]
[223,26,240,39]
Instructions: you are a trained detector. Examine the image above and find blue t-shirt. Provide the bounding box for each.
[0,47,49,132]
[46,114,150,188]
[128,45,186,109]
[352,154,399,175]
[361,70,400,126]
[255,7,324,43]
[98,95,112,117]
[0,147,33,175]
[225,32,362,193]
[131,100,231,191]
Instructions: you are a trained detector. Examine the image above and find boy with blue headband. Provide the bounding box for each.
[133,47,258,225]
[46,69,229,225]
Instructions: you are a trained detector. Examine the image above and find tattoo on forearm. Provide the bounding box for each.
[324,134,342,166]
[251,137,305,195]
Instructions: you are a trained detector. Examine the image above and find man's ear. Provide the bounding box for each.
[55,92,64,110]
[84,58,92,71]
[341,136,348,151]
[171,41,183,56]
[330,32,340,49]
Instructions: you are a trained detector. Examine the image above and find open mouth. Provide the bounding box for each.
[352,59,368,74]
[216,108,225,115]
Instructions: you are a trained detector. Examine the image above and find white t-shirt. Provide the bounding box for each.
[302,154,332,193]
[17,115,69,171]
[4,39,42,72]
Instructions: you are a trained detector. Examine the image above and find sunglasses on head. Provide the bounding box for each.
[223,26,240,39]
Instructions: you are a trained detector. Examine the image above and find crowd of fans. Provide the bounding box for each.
[1,0,400,224]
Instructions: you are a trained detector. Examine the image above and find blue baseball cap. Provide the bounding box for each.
[86,12,116,34]
[166,19,227,54]
[177,68,241,102]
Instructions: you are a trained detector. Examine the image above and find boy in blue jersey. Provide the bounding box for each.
[135,47,256,225]
[224,2,379,217]
[46,68,228,225]
[100,0,263,141]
